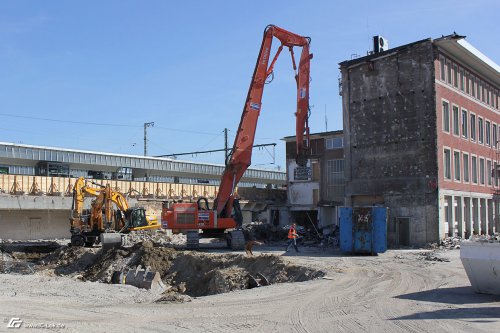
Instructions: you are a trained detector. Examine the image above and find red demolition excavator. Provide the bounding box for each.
[161,25,313,249]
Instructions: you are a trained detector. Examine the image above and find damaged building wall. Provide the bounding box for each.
[341,40,439,246]
[283,131,345,229]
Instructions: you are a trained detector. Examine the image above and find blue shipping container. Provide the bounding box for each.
[339,207,387,254]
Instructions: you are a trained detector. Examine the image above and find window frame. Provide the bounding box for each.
[465,71,470,94]
[453,64,459,88]
[460,68,465,91]
[487,159,492,186]
[444,147,452,181]
[325,137,343,150]
[471,155,478,184]
[463,153,470,183]
[453,150,461,182]
[478,117,484,144]
[470,112,476,141]
[471,76,476,98]
[440,55,446,81]
[461,108,468,139]
[452,104,460,136]
[494,123,498,148]
[442,100,450,133]
[479,157,485,185]
[446,60,452,85]
[485,120,491,146]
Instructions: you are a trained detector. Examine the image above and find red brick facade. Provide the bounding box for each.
[435,54,500,194]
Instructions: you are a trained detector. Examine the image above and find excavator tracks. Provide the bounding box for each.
[186,231,200,250]
[228,230,245,250]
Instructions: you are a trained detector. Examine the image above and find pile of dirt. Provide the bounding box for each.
[164,251,324,297]
[30,241,324,298]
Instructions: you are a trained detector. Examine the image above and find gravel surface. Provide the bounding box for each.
[0,247,499,332]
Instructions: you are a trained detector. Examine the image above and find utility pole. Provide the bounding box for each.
[224,128,228,165]
[144,122,154,156]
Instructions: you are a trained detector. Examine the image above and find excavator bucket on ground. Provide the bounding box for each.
[111,265,165,292]
[100,233,123,251]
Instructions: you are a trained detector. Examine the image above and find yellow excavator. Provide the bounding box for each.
[70,177,160,248]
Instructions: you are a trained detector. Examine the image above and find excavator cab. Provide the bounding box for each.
[124,208,149,229]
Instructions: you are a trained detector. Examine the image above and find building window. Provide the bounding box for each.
[487,160,492,186]
[462,109,468,138]
[460,68,464,91]
[465,72,470,94]
[471,76,476,98]
[486,121,491,146]
[453,64,458,88]
[444,148,451,180]
[478,117,484,144]
[452,105,459,136]
[325,137,343,150]
[480,158,485,185]
[478,81,482,100]
[472,156,478,184]
[446,61,452,84]
[463,153,469,183]
[494,124,498,148]
[442,101,450,133]
[487,86,491,105]
[495,162,499,187]
[470,114,476,141]
[440,56,446,81]
[454,151,461,181]
[326,159,344,198]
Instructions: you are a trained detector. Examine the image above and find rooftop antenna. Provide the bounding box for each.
[324,104,328,132]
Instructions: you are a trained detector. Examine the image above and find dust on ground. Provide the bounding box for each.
[1,244,499,333]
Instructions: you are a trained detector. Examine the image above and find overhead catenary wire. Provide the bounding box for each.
[0,113,221,136]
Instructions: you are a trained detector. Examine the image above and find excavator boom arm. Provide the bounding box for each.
[71,177,131,231]
[214,25,312,216]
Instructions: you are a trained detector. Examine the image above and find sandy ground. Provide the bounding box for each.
[1,247,499,333]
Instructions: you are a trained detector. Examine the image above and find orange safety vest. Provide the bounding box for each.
[288,227,297,239]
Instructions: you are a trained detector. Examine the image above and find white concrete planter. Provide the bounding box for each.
[460,240,500,295]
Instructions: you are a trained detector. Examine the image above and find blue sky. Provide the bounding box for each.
[0,0,498,170]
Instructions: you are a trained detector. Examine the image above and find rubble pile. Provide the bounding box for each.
[124,230,186,247]
[439,236,462,249]
[18,241,325,300]
[425,236,461,250]
[419,252,451,262]
[468,234,500,243]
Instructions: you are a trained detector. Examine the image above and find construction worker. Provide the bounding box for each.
[285,223,299,253]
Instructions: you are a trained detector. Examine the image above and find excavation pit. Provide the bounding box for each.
[2,241,325,298]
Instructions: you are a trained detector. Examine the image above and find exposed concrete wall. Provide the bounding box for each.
[385,193,439,246]
[288,182,319,206]
[0,194,74,210]
[341,40,439,246]
[0,210,70,240]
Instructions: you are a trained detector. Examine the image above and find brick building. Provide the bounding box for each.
[340,34,499,246]
[283,131,345,231]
